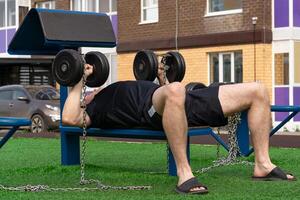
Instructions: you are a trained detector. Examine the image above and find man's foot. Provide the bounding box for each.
[253,164,295,181]
[175,177,208,194]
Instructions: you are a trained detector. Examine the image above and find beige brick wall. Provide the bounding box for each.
[118,43,273,97]
[274,54,284,85]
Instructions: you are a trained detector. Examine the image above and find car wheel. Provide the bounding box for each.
[31,114,47,134]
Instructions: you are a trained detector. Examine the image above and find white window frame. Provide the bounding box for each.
[103,52,118,86]
[70,0,117,18]
[140,0,158,24]
[205,0,242,17]
[0,0,18,30]
[35,1,56,9]
[209,52,239,83]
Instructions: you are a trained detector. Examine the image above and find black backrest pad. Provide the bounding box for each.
[8,9,116,55]
[39,11,115,43]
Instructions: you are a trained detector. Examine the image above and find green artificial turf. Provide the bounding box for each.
[0,137,299,200]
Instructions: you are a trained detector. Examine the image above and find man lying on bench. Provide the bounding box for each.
[62,63,296,195]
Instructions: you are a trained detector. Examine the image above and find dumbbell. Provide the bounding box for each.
[185,82,207,91]
[133,50,186,82]
[52,49,110,87]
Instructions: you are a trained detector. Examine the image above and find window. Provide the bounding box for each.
[13,90,27,100]
[209,51,243,83]
[99,0,109,12]
[207,0,242,16]
[103,53,117,86]
[141,0,158,23]
[36,1,56,9]
[0,1,5,27]
[7,0,16,26]
[275,53,289,85]
[0,90,13,100]
[71,0,117,14]
[71,0,82,11]
[87,0,98,12]
[98,0,117,13]
[0,0,16,28]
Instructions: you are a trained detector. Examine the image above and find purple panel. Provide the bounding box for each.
[111,15,118,41]
[0,30,6,53]
[294,87,300,121]
[6,28,16,48]
[275,87,289,121]
[294,0,300,27]
[275,0,289,27]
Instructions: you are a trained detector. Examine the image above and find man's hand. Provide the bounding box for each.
[157,62,169,85]
[84,64,93,77]
[157,62,165,80]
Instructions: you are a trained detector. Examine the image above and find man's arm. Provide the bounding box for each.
[62,64,93,127]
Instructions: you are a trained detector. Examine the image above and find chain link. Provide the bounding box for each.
[0,75,151,192]
[79,75,151,191]
[195,112,253,174]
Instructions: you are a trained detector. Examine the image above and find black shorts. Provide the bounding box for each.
[143,83,228,129]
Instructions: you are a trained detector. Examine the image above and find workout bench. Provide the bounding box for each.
[59,86,252,176]
[7,8,300,176]
[0,117,31,148]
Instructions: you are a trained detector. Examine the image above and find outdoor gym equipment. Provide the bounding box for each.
[53,50,110,87]
[133,50,186,82]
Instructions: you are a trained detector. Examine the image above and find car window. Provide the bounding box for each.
[36,88,59,100]
[13,90,27,100]
[43,88,60,100]
[36,91,50,100]
[26,86,60,100]
[0,90,13,100]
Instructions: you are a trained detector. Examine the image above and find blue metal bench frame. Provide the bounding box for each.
[0,117,31,148]
[59,86,250,176]
[243,105,300,156]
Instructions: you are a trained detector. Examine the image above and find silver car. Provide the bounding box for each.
[0,85,60,133]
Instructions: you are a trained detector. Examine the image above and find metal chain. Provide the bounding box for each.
[0,75,151,192]
[79,75,151,191]
[195,112,253,174]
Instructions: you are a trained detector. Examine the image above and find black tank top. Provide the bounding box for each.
[86,80,160,128]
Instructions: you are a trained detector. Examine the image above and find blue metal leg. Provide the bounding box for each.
[270,111,298,136]
[245,111,299,156]
[0,126,19,148]
[61,131,80,165]
[168,136,190,176]
[236,111,250,156]
[209,130,229,152]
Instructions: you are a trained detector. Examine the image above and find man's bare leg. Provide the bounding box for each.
[152,82,205,191]
[219,82,294,179]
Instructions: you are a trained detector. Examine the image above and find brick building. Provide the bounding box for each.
[117,0,300,129]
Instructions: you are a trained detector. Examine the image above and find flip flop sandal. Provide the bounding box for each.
[252,167,296,181]
[175,177,208,195]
